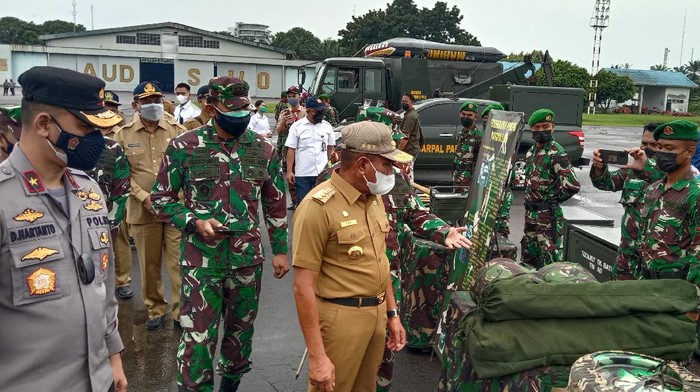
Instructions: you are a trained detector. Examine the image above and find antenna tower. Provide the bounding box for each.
[588,0,611,115]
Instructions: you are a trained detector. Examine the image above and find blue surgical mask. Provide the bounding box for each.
[288,98,299,107]
[48,118,105,170]
[214,108,250,138]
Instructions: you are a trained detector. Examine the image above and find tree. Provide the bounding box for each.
[505,50,547,63]
[270,27,322,60]
[678,60,700,83]
[650,64,670,71]
[0,17,85,45]
[338,0,479,54]
[534,60,590,91]
[594,70,637,112]
[610,63,633,69]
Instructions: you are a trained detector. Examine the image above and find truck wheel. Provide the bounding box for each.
[511,158,527,190]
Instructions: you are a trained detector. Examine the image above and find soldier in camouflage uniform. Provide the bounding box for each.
[635,120,700,284]
[273,91,287,122]
[319,93,340,126]
[151,77,289,392]
[521,109,580,268]
[590,123,662,280]
[317,118,471,391]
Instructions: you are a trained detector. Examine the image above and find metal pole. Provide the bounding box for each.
[295,348,308,380]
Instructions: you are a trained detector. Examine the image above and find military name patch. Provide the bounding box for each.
[13,208,44,223]
[10,224,57,243]
[21,246,59,262]
[127,143,141,148]
[26,267,57,296]
[84,200,104,211]
[86,215,109,227]
[340,219,358,228]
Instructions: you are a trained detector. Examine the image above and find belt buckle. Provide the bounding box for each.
[377,291,386,305]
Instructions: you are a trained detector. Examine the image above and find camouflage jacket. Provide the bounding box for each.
[452,126,482,186]
[84,138,130,231]
[151,126,288,269]
[639,170,700,283]
[524,140,580,204]
[323,106,340,126]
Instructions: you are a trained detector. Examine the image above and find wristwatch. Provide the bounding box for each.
[185,218,199,234]
[387,309,399,318]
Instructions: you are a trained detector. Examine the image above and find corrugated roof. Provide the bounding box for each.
[38,22,294,56]
[604,68,699,88]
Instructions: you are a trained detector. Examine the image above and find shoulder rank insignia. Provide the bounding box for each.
[99,231,110,245]
[73,189,89,201]
[22,170,44,193]
[26,267,57,296]
[22,246,59,262]
[87,188,101,201]
[311,188,336,204]
[101,253,109,271]
[14,208,45,223]
[84,200,104,211]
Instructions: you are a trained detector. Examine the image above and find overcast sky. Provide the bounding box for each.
[3,0,698,70]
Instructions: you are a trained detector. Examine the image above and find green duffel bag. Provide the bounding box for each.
[463,313,697,379]
[480,276,698,322]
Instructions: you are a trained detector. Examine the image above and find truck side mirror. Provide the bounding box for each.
[298,68,306,86]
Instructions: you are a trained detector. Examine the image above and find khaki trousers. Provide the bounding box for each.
[130,222,181,320]
[113,221,133,288]
[309,299,387,392]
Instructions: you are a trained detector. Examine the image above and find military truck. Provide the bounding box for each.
[305,38,587,184]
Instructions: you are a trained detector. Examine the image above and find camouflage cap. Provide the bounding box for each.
[340,121,413,163]
[208,77,251,110]
[357,107,401,127]
[459,101,479,113]
[470,258,537,298]
[537,262,598,284]
[482,102,505,118]
[528,108,555,126]
[653,120,699,141]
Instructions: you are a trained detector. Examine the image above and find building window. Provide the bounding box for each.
[136,33,161,46]
[203,40,220,49]
[116,35,136,44]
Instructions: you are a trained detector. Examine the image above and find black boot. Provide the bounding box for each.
[219,377,240,392]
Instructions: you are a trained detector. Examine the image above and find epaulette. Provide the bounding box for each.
[311,187,336,204]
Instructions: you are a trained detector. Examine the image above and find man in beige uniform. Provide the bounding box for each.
[293,122,410,392]
[114,81,186,330]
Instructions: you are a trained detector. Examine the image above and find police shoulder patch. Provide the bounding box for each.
[312,188,336,204]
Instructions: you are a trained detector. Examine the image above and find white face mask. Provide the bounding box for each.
[176,94,189,105]
[363,160,395,195]
[139,103,164,121]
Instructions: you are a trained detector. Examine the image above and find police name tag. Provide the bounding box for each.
[340,219,357,228]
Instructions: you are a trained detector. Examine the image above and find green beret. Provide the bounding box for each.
[482,102,505,118]
[653,120,699,141]
[528,108,555,126]
[459,101,479,113]
[318,93,330,100]
[281,91,287,98]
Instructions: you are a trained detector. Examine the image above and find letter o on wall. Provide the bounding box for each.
[257,72,270,90]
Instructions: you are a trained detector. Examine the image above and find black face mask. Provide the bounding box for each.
[460,117,474,128]
[655,150,688,173]
[215,108,250,138]
[644,147,656,159]
[401,103,410,111]
[311,111,325,124]
[532,131,552,144]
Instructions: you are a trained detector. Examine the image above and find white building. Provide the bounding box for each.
[228,23,272,45]
[0,22,314,98]
[604,68,698,113]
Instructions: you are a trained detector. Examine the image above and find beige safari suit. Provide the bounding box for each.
[0,146,123,391]
[114,113,186,320]
[293,170,391,392]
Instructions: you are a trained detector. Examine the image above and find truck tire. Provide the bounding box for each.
[567,351,700,392]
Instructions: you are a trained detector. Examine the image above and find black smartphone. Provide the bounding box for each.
[599,149,629,165]
[214,227,235,235]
